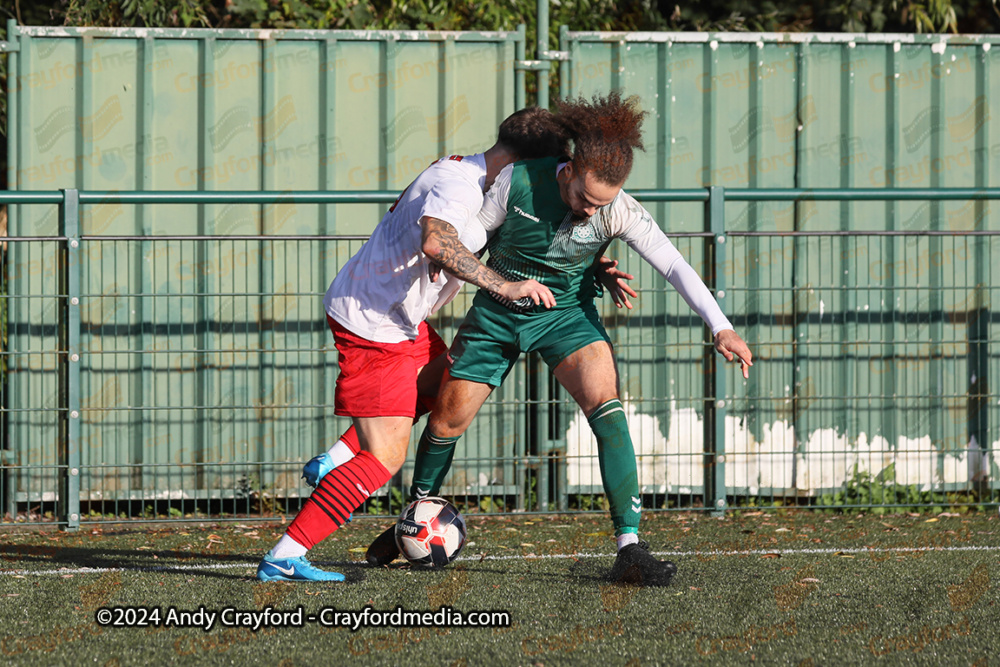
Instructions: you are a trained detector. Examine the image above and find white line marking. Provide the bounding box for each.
[1,544,997,577]
[448,544,1000,562]
[0,562,257,577]
[653,545,1000,557]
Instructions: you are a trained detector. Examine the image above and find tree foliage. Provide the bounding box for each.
[1,0,999,33]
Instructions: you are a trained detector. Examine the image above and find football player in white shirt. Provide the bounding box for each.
[257,108,635,582]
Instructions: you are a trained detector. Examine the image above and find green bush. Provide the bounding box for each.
[819,462,997,514]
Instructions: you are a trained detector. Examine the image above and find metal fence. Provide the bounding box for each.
[1,187,998,528]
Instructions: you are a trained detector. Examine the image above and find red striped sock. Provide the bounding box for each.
[286,450,390,549]
[339,425,361,455]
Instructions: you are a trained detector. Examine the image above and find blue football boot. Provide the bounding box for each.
[301,453,335,488]
[301,454,353,522]
[256,554,345,582]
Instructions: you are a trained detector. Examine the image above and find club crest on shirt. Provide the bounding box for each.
[548,217,608,266]
[571,223,598,243]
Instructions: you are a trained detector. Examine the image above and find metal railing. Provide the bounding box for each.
[1,187,998,528]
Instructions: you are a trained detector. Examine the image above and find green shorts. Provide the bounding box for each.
[447,292,612,387]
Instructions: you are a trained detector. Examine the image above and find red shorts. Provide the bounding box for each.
[329,315,448,418]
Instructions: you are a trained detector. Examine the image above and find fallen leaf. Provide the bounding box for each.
[834,552,855,558]
[925,518,939,523]
[761,553,781,559]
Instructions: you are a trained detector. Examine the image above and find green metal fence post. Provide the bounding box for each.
[707,186,727,516]
[558,25,570,100]
[536,0,549,109]
[5,20,17,232]
[972,46,991,499]
[60,189,82,531]
[515,25,527,110]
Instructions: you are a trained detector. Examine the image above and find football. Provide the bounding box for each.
[394,497,467,567]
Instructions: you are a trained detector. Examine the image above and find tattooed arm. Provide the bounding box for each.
[420,216,556,308]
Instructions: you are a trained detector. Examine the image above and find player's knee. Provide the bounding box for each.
[366,440,409,474]
[377,448,408,475]
[584,393,622,418]
[427,415,467,439]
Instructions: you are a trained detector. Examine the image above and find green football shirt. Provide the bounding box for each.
[476,156,734,335]
[484,157,607,310]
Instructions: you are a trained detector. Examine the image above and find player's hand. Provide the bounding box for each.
[499,279,556,309]
[595,256,637,309]
[714,329,753,379]
[428,261,443,282]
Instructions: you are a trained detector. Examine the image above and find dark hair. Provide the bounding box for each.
[496,107,570,159]
[555,92,646,186]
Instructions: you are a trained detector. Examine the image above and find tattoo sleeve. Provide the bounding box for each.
[421,216,507,293]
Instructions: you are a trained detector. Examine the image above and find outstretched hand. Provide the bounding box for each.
[714,329,753,379]
[595,256,638,309]
[498,279,556,309]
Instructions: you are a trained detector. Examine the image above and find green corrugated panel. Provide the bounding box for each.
[6,25,522,510]
[563,32,1000,501]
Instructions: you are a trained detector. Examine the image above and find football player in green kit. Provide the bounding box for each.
[368,92,753,585]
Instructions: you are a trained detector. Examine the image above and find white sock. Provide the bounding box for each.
[269,534,308,560]
[325,439,356,467]
[616,533,639,552]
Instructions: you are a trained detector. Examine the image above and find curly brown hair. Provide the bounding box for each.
[555,92,646,186]
[496,107,570,160]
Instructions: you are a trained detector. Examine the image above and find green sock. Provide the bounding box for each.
[409,427,460,500]
[588,399,640,536]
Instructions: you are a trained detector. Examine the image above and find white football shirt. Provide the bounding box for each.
[324,153,489,343]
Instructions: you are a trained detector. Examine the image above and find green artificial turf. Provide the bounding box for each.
[0,511,997,665]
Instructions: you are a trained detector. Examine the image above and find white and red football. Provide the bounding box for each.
[394,497,467,567]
